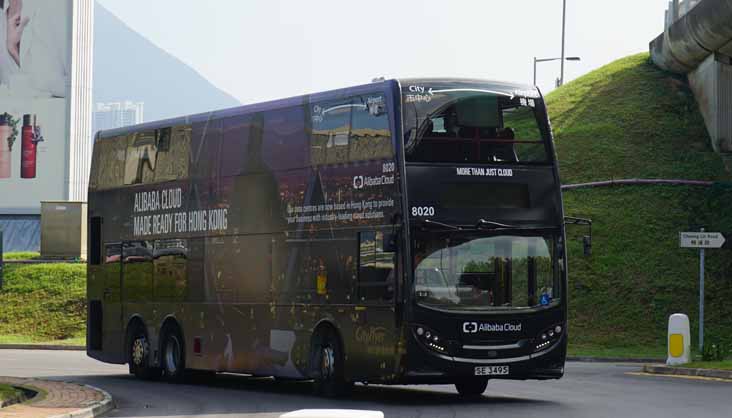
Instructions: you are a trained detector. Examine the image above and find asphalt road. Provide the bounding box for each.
[0,350,729,418]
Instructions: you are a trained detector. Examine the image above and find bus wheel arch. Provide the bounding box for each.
[125,316,161,380]
[159,317,186,382]
[310,322,351,396]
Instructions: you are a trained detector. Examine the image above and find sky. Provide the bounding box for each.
[97,0,671,106]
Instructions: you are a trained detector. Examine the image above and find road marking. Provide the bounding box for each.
[626,371,732,383]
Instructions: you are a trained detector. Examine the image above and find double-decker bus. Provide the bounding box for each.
[87,78,567,396]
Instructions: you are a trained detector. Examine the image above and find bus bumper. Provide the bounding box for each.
[399,335,567,384]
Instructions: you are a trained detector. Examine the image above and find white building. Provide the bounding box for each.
[93,101,144,133]
[0,0,94,251]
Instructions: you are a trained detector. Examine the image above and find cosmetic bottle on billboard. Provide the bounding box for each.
[21,114,44,179]
[0,114,11,179]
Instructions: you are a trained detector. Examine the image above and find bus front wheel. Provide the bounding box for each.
[311,327,351,397]
[455,378,488,397]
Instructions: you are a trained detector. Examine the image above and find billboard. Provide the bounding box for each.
[0,0,75,213]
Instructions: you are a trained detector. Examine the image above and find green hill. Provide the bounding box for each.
[552,53,732,357]
[0,263,86,344]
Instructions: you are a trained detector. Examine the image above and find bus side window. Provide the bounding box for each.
[310,99,352,166]
[123,241,154,303]
[153,239,188,301]
[358,231,395,302]
[154,125,191,182]
[221,115,250,177]
[263,106,308,171]
[350,94,393,161]
[191,118,223,180]
[124,131,158,185]
[105,243,121,264]
[95,136,127,190]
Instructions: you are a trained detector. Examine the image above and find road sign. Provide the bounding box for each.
[679,232,726,249]
[679,229,726,353]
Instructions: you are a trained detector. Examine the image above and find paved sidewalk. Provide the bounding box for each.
[0,377,113,418]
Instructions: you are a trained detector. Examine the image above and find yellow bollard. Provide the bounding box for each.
[667,313,690,365]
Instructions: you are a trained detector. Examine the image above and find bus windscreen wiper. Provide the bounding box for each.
[420,219,462,230]
[476,218,561,232]
[476,218,518,229]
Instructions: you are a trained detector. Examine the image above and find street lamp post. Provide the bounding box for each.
[533,56,581,87]
[560,0,567,86]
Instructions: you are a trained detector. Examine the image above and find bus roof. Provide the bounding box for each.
[397,78,541,98]
[94,77,541,142]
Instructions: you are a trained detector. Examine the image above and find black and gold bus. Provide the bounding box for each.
[87,78,567,396]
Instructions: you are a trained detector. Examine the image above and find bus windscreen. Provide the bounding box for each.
[413,233,560,311]
[402,83,550,164]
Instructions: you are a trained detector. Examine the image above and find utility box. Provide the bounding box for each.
[41,201,87,260]
[667,313,691,366]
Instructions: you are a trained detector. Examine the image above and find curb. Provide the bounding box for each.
[642,364,732,380]
[47,383,115,418]
[0,344,85,351]
[568,356,663,363]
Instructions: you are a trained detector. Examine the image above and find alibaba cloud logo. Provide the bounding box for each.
[353,175,364,189]
[463,322,478,333]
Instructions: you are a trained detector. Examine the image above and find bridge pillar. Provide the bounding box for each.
[688,53,732,168]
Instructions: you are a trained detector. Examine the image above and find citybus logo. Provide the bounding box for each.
[462,322,522,333]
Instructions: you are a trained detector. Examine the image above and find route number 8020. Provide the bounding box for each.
[411,206,435,217]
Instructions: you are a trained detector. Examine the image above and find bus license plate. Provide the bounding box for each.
[474,366,509,376]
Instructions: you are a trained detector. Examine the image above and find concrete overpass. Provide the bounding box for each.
[650,0,732,167]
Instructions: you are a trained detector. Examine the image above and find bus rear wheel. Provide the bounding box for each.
[455,378,488,397]
[311,327,351,397]
[128,326,161,380]
[161,326,186,382]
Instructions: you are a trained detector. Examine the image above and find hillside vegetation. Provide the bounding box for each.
[0,263,86,342]
[550,53,732,356]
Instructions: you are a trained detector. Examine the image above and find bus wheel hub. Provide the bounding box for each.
[132,338,146,366]
[321,346,335,378]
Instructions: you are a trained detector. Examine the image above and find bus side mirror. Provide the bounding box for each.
[583,236,592,257]
[564,216,593,257]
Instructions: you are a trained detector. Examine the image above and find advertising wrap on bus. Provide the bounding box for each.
[0,0,73,213]
[87,78,567,396]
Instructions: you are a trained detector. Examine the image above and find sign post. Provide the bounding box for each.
[679,229,726,352]
[700,237,704,352]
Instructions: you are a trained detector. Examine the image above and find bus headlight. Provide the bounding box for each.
[413,325,447,353]
[535,324,563,352]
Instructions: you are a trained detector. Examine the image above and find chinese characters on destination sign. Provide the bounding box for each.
[679,232,726,249]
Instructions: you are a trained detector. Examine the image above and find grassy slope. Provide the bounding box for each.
[0,264,86,342]
[2,252,41,261]
[549,53,732,357]
[0,384,23,402]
